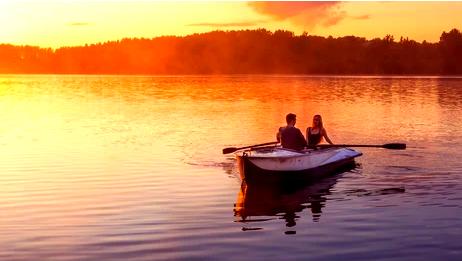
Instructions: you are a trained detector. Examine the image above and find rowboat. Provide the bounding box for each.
[236,147,362,184]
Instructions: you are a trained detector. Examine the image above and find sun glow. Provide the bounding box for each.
[0,1,462,48]
[0,1,259,47]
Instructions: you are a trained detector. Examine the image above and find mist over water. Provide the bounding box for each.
[1,75,461,261]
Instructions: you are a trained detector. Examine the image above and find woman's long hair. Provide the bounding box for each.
[312,114,323,129]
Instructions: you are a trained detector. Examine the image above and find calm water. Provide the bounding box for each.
[1,75,462,261]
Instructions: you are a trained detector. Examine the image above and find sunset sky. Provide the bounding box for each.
[1,1,462,48]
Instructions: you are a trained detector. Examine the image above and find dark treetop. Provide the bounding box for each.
[1,28,462,75]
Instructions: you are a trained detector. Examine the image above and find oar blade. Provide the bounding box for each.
[382,143,406,150]
[222,147,238,154]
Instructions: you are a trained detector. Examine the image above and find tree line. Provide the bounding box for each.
[1,28,462,75]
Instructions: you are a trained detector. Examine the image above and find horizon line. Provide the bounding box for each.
[2,74,462,78]
[0,28,450,49]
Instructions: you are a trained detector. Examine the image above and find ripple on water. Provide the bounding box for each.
[2,76,462,261]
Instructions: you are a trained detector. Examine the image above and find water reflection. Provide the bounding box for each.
[233,163,407,235]
[234,175,340,233]
[1,75,462,260]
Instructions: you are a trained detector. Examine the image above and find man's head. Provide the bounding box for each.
[286,113,297,125]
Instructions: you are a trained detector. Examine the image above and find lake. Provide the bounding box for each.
[1,75,462,261]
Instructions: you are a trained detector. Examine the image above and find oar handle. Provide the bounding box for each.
[222,141,279,154]
[316,143,406,150]
[317,144,382,148]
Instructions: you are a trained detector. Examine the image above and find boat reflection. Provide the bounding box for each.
[234,175,341,232]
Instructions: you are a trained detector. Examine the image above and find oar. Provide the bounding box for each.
[316,143,406,150]
[222,141,279,154]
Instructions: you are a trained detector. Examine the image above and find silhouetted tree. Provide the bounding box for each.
[0,28,460,75]
[440,29,462,74]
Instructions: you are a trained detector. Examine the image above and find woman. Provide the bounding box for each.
[306,114,333,147]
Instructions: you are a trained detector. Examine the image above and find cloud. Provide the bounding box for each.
[67,22,92,26]
[187,21,261,28]
[352,14,370,20]
[248,2,348,29]
[322,11,347,27]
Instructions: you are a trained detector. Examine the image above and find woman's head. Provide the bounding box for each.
[312,114,323,128]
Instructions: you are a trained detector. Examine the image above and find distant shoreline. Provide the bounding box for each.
[1,28,462,75]
[2,74,462,78]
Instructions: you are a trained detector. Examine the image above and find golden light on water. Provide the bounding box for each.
[1,75,462,259]
[1,2,462,258]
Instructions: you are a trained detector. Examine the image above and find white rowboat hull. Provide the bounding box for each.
[236,147,362,184]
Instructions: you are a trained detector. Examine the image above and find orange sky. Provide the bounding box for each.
[1,1,461,48]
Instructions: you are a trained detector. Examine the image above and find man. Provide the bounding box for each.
[277,113,306,151]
